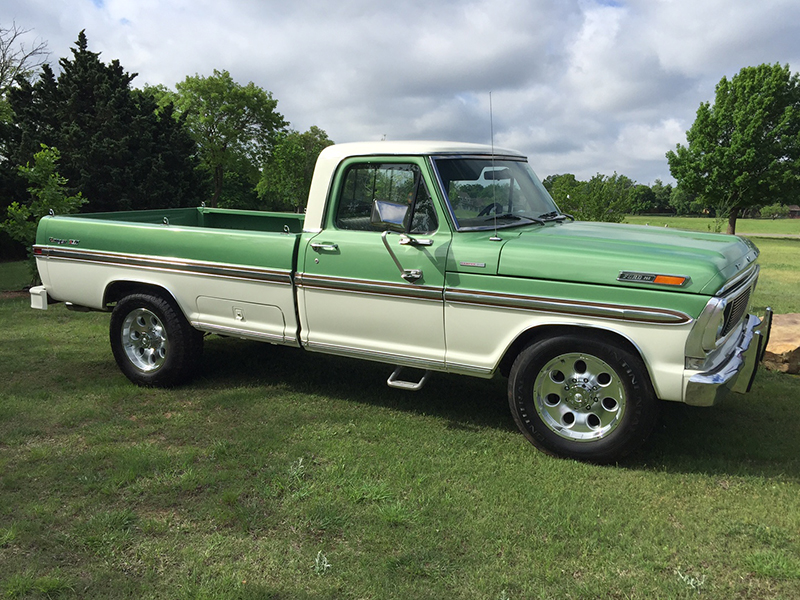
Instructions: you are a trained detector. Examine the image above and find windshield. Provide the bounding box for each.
[432,157,561,231]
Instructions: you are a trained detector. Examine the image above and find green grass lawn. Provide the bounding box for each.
[2,299,800,598]
[750,238,800,314]
[624,215,800,235]
[0,261,31,292]
[1,216,799,598]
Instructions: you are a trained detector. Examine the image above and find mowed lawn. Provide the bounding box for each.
[1,222,799,599]
[624,215,800,236]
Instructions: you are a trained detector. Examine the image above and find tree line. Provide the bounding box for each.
[542,173,791,224]
[1,28,332,259]
[2,23,799,261]
[539,62,800,231]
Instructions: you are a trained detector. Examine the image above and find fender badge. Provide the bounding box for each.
[49,237,80,246]
[460,262,486,268]
[618,271,690,287]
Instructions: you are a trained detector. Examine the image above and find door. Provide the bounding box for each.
[297,158,451,369]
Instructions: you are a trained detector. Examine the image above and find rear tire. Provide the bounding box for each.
[110,293,203,387]
[508,334,658,463]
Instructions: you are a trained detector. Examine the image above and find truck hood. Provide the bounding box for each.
[498,221,759,295]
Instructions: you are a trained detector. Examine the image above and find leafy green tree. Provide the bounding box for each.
[668,184,705,216]
[0,22,49,123]
[667,63,800,234]
[3,31,206,213]
[583,173,635,222]
[171,69,287,207]
[548,173,634,222]
[1,145,84,281]
[760,202,790,219]
[544,173,584,211]
[0,22,50,257]
[629,184,656,214]
[217,167,261,210]
[650,179,673,213]
[257,126,333,211]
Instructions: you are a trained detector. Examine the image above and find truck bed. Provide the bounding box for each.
[34,207,306,347]
[76,206,306,233]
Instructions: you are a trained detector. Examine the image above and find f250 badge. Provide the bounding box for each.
[49,237,80,246]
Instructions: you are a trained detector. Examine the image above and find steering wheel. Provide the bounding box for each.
[477,202,503,217]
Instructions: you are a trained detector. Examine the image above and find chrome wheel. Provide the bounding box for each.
[121,308,169,372]
[533,351,626,442]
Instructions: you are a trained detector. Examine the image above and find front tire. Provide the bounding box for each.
[110,293,203,387]
[508,335,658,463]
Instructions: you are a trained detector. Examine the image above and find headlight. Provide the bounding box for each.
[701,298,727,351]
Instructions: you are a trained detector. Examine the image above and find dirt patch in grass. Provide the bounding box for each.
[0,290,27,300]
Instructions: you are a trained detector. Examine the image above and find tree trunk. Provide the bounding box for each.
[726,206,740,235]
[211,165,223,208]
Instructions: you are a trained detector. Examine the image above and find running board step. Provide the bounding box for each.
[387,366,431,391]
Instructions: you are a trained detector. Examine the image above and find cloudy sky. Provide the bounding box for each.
[5,0,800,184]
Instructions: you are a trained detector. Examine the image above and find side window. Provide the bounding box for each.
[335,163,438,234]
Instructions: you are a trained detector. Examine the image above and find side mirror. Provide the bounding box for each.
[370,200,409,233]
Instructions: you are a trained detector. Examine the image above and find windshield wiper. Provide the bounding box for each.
[486,213,545,225]
[538,211,573,222]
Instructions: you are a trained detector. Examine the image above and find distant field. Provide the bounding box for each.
[624,215,800,235]
[750,238,800,314]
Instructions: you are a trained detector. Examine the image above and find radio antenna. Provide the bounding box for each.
[489,92,501,241]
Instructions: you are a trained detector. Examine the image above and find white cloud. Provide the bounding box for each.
[4,0,800,185]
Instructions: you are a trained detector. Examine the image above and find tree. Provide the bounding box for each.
[171,69,287,207]
[668,184,703,216]
[629,184,656,214]
[547,172,634,222]
[3,32,206,213]
[649,179,673,213]
[0,22,50,257]
[257,126,333,211]
[760,202,790,219]
[544,173,584,212]
[667,63,800,234]
[1,145,84,282]
[0,22,49,122]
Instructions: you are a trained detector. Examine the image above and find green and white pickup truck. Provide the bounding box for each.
[30,141,771,462]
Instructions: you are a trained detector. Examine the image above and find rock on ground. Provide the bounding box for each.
[763,313,800,374]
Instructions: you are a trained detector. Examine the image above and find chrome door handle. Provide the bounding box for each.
[310,242,339,252]
[399,235,433,247]
[401,269,423,282]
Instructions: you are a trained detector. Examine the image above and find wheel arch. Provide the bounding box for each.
[104,280,182,312]
[497,323,650,381]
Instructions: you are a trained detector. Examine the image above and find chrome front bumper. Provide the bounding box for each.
[684,308,773,407]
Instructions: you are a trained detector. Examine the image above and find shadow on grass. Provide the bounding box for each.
[628,369,800,479]
[197,337,800,479]
[195,336,512,433]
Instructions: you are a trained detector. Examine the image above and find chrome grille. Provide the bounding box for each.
[721,285,751,337]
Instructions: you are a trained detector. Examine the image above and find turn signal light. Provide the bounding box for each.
[653,275,688,286]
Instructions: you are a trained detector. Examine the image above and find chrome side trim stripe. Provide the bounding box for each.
[445,289,692,325]
[192,322,300,347]
[298,272,690,325]
[296,273,443,301]
[443,362,494,377]
[34,246,293,285]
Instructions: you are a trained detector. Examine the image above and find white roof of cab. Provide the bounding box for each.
[304,140,525,232]
[318,140,524,160]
